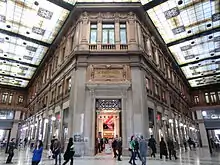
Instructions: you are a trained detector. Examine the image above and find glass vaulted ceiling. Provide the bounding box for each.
[145,0,220,87]
[0,0,69,87]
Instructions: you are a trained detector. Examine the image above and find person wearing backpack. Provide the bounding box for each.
[63,138,75,165]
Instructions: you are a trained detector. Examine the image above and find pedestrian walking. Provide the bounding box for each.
[52,138,61,165]
[139,136,148,165]
[129,136,136,165]
[148,135,156,158]
[6,138,16,164]
[160,137,168,160]
[32,140,43,165]
[63,138,75,165]
[167,138,177,160]
[117,137,122,161]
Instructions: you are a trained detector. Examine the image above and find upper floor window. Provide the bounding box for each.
[120,24,127,44]
[145,77,150,91]
[102,24,115,44]
[218,91,220,101]
[90,24,97,44]
[210,92,217,103]
[66,78,71,93]
[8,94,13,104]
[162,90,165,101]
[18,95,24,104]
[155,84,159,95]
[2,92,8,103]
[194,95,199,104]
[61,47,65,62]
[58,85,62,96]
[205,93,209,103]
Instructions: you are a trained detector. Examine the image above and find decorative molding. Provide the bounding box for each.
[86,64,131,83]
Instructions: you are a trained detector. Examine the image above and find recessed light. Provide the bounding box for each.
[210,53,214,56]
[178,0,183,5]
[191,41,195,44]
[6,25,11,28]
[19,58,21,60]
[188,30,192,34]
[198,63,201,66]
[3,61,6,63]
[4,54,7,57]
[196,57,199,60]
[212,60,215,63]
[209,36,213,39]
[26,31,30,34]
[5,37,9,40]
[207,23,212,28]
[23,42,27,45]
[34,1,39,6]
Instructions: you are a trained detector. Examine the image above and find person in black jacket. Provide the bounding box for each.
[160,137,168,160]
[117,137,122,161]
[6,138,16,164]
[134,137,141,161]
[167,138,177,160]
[63,138,75,165]
[112,135,118,158]
[148,135,156,158]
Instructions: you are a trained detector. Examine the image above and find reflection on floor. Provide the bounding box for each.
[0,148,220,165]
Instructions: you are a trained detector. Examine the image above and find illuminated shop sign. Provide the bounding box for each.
[202,110,220,120]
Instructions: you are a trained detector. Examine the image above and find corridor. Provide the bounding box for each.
[0,148,219,165]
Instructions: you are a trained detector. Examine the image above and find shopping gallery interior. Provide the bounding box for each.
[0,0,220,164]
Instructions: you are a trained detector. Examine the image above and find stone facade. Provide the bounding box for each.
[13,3,196,155]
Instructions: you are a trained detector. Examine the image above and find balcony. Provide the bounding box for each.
[88,44,129,51]
[101,44,116,50]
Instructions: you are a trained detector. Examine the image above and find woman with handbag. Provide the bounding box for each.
[63,138,75,165]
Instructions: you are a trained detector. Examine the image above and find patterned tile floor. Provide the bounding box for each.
[0,148,220,165]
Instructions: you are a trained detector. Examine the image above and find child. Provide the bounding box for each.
[32,140,43,165]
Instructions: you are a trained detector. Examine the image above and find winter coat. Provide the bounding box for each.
[160,141,168,155]
[139,139,148,157]
[32,147,43,162]
[148,138,156,152]
[64,142,75,160]
[8,142,16,154]
[167,139,175,150]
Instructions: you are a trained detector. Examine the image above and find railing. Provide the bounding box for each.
[101,44,116,50]
[89,44,97,50]
[120,44,128,50]
[88,44,129,51]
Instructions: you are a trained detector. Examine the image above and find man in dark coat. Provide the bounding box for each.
[63,138,75,165]
[167,138,177,160]
[160,137,168,159]
[148,135,156,158]
[117,137,122,161]
[112,135,118,158]
[6,138,16,164]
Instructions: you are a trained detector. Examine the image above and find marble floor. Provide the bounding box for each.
[0,148,220,165]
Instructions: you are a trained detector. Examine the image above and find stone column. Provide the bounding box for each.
[115,18,120,49]
[130,67,149,138]
[97,17,102,50]
[127,12,138,50]
[10,123,18,140]
[79,12,89,51]
[69,66,87,136]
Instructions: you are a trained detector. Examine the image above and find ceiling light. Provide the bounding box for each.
[187,30,191,34]
[207,23,212,28]
[178,0,183,5]
[23,42,27,45]
[209,36,213,39]
[26,31,30,35]
[34,1,39,6]
[210,53,215,56]
[191,41,195,44]
[5,37,9,40]
[4,54,7,57]
[6,25,11,28]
